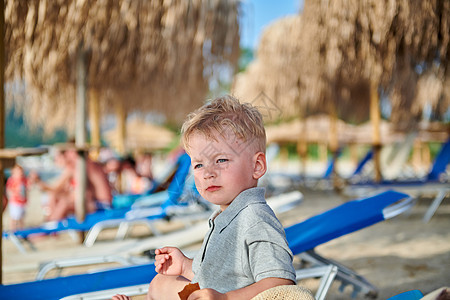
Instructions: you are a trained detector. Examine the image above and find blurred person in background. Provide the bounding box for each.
[31,145,112,221]
[5,163,29,230]
[120,156,153,194]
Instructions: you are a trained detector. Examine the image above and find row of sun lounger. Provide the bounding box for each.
[0,189,414,299]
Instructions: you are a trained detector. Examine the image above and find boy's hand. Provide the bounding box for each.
[154,247,190,277]
[188,288,227,300]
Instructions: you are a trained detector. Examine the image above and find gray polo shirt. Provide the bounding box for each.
[191,187,296,293]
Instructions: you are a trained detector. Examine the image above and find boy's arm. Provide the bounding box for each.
[182,258,195,281]
[224,277,295,299]
[154,247,195,280]
[190,277,295,299]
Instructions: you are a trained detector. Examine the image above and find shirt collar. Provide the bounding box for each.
[209,187,266,232]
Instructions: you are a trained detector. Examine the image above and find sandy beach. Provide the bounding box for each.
[2,168,450,299]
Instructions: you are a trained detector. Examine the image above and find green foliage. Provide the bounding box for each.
[5,107,67,148]
[427,142,444,160]
[238,47,254,73]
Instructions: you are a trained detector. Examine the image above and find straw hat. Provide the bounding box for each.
[251,285,314,300]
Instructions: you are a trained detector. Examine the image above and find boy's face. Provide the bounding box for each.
[188,130,266,211]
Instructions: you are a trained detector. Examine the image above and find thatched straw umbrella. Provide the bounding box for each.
[4,0,240,229]
[232,16,303,120]
[104,119,175,152]
[299,0,449,181]
[235,0,449,183]
[5,0,240,134]
[232,16,316,175]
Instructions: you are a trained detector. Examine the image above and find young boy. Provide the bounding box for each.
[5,163,28,230]
[147,95,297,300]
[114,95,296,300]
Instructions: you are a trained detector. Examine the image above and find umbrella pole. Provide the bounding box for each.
[88,89,101,161]
[329,102,340,190]
[297,114,308,178]
[115,101,126,156]
[75,48,88,231]
[0,0,4,283]
[370,80,382,183]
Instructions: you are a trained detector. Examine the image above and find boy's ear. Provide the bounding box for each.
[252,152,267,180]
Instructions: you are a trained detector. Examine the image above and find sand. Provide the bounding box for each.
[2,178,450,299]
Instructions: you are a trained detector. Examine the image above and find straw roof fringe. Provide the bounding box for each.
[6,0,240,134]
[104,118,175,152]
[302,0,449,125]
[266,115,448,146]
[233,0,449,127]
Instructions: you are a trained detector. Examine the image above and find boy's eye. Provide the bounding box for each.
[194,163,203,169]
[217,158,228,164]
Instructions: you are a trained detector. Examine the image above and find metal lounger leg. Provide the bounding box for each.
[296,265,338,300]
[423,189,449,223]
[299,249,378,298]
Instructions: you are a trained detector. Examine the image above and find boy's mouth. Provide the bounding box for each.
[206,185,221,192]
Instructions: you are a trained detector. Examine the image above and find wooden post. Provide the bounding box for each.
[115,101,126,155]
[88,89,101,161]
[319,142,327,163]
[0,0,5,283]
[412,139,422,173]
[349,143,358,166]
[75,49,88,223]
[328,101,340,190]
[296,79,308,178]
[297,117,308,178]
[370,80,382,182]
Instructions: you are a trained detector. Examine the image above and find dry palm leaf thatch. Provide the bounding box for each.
[265,114,353,144]
[5,0,240,134]
[300,0,449,127]
[265,115,405,145]
[104,118,175,152]
[232,16,304,122]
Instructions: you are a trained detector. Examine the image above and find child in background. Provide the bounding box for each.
[6,163,29,230]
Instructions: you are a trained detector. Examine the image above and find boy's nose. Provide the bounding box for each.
[203,165,218,179]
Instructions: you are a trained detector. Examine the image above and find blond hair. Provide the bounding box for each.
[181,95,266,153]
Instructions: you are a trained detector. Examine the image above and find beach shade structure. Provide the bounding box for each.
[3,0,241,284]
[344,138,450,222]
[234,0,449,184]
[5,0,241,133]
[347,132,418,184]
[103,119,176,153]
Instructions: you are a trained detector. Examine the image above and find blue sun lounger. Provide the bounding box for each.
[0,262,157,300]
[286,189,414,298]
[2,207,131,253]
[3,153,194,253]
[0,190,412,300]
[345,139,450,222]
[112,151,192,209]
[81,153,205,247]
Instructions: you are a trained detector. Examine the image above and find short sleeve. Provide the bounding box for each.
[245,221,296,283]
